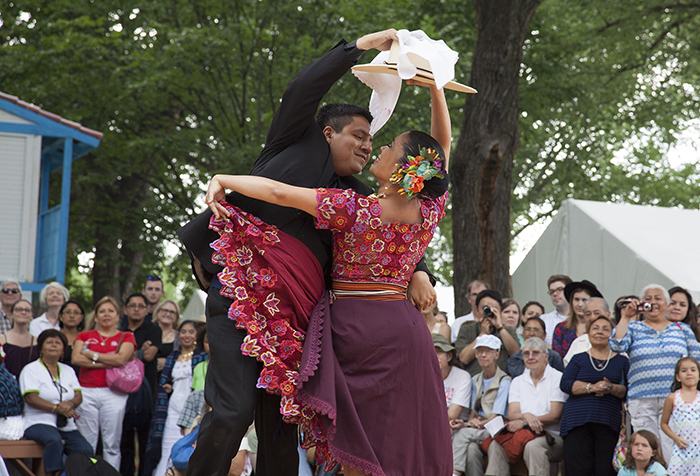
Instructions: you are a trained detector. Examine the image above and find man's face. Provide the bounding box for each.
[583,300,610,324]
[475,296,501,322]
[143,281,164,306]
[475,346,499,368]
[0,283,21,309]
[326,116,372,177]
[468,283,487,308]
[125,297,148,323]
[548,280,566,307]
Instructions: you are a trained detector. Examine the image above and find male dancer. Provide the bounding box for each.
[179,28,436,476]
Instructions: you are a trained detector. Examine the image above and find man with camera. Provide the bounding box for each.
[454,289,521,376]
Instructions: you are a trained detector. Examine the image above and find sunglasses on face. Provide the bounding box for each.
[1,288,20,294]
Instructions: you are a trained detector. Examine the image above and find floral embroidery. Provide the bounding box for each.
[256,268,278,288]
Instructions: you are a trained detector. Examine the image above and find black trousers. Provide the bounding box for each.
[563,422,618,476]
[187,287,298,476]
[120,384,152,476]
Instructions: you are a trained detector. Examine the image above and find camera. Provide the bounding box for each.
[483,306,494,318]
[57,414,68,428]
[617,300,652,313]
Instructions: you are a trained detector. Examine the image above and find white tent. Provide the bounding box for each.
[512,199,700,309]
[181,290,207,323]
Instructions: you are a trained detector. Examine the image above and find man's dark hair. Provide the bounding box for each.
[125,292,148,307]
[547,274,572,288]
[475,289,503,310]
[315,103,373,132]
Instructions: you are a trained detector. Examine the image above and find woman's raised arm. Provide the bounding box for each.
[430,85,451,170]
[206,175,318,220]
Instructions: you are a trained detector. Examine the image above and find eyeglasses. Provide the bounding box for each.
[548,287,565,296]
[13,307,32,314]
[160,309,177,315]
[146,275,162,281]
[126,304,148,310]
[1,288,20,294]
[523,327,544,334]
[522,350,543,358]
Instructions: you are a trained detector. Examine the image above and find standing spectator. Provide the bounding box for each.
[120,293,161,476]
[506,316,565,378]
[451,335,511,476]
[455,290,520,376]
[0,280,22,332]
[58,300,86,375]
[613,295,639,324]
[143,275,165,317]
[146,320,207,476]
[425,304,451,340]
[610,284,700,461]
[540,275,572,346]
[552,280,602,359]
[485,337,568,476]
[153,300,180,392]
[72,296,136,470]
[563,297,610,365]
[667,286,700,341]
[452,280,489,342]
[29,282,69,337]
[0,300,39,377]
[191,324,208,392]
[560,315,628,476]
[20,329,93,476]
[433,333,471,422]
[522,301,545,321]
[502,299,523,345]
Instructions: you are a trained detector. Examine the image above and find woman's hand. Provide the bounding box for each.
[55,401,79,419]
[622,300,640,320]
[449,419,468,430]
[157,357,166,372]
[163,383,173,394]
[205,175,231,219]
[467,417,483,429]
[674,436,688,449]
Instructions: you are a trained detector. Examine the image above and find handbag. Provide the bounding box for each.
[0,363,24,440]
[105,332,144,394]
[612,403,631,471]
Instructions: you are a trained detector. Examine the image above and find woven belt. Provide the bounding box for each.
[330,281,407,302]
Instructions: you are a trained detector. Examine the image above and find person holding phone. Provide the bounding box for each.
[455,290,521,376]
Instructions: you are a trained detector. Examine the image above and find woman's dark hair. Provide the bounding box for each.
[59,300,86,331]
[196,323,207,352]
[178,320,198,332]
[400,131,449,199]
[38,329,68,355]
[671,356,700,392]
[624,430,666,469]
[669,286,700,341]
[613,295,639,324]
[522,301,545,317]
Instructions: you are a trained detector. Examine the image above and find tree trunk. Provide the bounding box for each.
[452,0,542,315]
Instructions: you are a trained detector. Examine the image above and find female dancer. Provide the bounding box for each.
[205,85,451,476]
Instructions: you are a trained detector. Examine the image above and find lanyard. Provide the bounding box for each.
[41,359,64,403]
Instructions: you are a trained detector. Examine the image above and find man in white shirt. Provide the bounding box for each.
[563,297,610,365]
[539,275,571,346]
[451,280,489,343]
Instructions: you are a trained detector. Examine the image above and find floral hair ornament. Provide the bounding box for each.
[389,147,444,199]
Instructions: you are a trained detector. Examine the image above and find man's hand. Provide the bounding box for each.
[356,29,399,52]
[407,270,436,312]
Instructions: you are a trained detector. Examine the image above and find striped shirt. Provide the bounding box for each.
[609,321,700,400]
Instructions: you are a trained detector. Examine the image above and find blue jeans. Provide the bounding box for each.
[23,424,94,472]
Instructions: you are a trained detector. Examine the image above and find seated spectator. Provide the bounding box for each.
[436,310,448,325]
[433,333,471,422]
[20,329,93,476]
[560,315,628,476]
[563,297,610,365]
[452,280,489,342]
[485,337,568,475]
[455,290,520,376]
[451,335,511,476]
[553,280,602,358]
[540,275,572,346]
[506,316,564,378]
[0,280,22,333]
[0,300,39,377]
[502,299,523,345]
[425,304,451,341]
[667,286,700,341]
[0,347,24,440]
[58,300,86,375]
[29,282,70,337]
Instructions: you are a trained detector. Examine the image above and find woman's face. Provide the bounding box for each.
[41,336,64,359]
[45,286,66,308]
[12,301,33,324]
[158,303,178,326]
[179,324,197,348]
[95,302,119,331]
[523,305,543,320]
[502,304,521,328]
[369,133,408,183]
[668,292,689,323]
[60,303,84,329]
[522,345,547,372]
[588,319,612,346]
[642,287,668,320]
[571,290,592,318]
[522,320,546,341]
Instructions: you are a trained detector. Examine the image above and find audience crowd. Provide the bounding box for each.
[1,272,698,476]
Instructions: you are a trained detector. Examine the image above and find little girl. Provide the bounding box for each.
[617,430,668,476]
[660,356,700,475]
